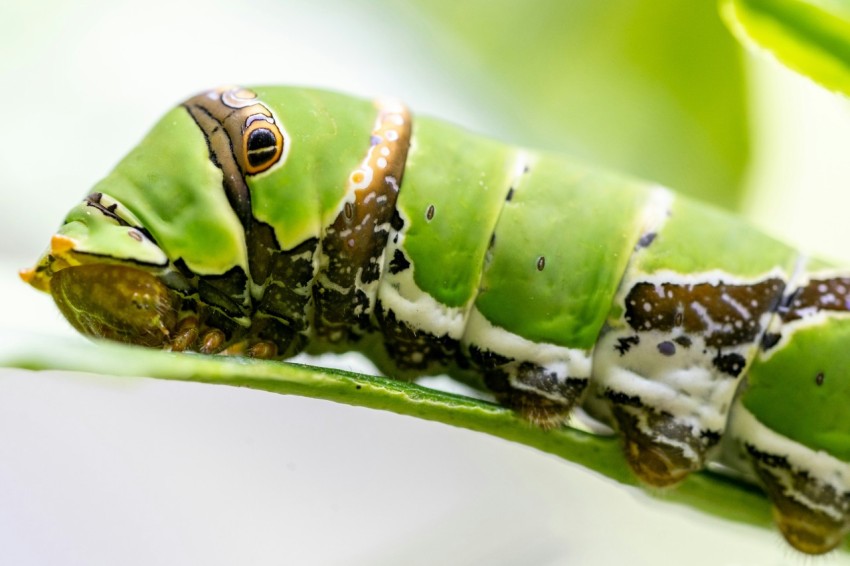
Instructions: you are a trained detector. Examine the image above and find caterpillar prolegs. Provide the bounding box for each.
[21,86,850,554]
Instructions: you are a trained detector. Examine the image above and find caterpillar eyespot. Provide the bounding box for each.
[21,85,850,555]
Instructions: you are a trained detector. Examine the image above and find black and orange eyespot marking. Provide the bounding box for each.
[243,114,283,174]
[185,86,286,179]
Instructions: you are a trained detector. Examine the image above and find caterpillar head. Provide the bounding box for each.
[16,87,272,347]
[19,85,384,351]
[20,193,181,346]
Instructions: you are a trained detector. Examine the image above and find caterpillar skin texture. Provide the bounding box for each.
[21,86,850,554]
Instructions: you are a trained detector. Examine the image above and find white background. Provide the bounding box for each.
[2,1,850,564]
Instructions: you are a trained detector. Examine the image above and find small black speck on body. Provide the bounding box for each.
[615,335,639,355]
[389,249,411,274]
[604,389,643,408]
[712,352,747,377]
[657,341,676,356]
[761,332,781,350]
[636,232,657,249]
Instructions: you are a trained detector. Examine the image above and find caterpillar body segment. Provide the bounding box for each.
[21,85,850,554]
[727,260,850,554]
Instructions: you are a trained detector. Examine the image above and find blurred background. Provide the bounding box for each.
[2,0,850,564]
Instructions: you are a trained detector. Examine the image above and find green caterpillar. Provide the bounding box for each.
[21,86,850,555]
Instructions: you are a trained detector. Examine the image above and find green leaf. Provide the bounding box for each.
[1,334,776,534]
[405,0,752,210]
[721,0,850,95]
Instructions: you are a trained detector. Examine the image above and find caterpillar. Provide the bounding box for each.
[20,86,850,555]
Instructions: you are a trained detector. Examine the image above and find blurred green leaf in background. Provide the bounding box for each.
[722,0,850,97]
[403,0,751,210]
